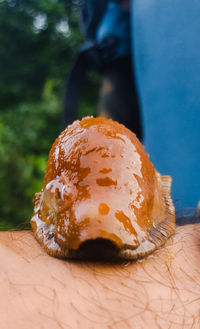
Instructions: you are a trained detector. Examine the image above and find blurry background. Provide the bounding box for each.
[0,0,100,229]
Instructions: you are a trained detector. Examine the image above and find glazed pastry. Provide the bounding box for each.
[31,117,175,260]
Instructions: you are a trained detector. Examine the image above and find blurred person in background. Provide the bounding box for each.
[63,0,200,212]
[62,0,143,141]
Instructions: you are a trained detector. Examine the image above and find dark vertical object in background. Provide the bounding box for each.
[98,56,143,141]
[97,1,142,141]
[61,0,108,130]
[132,0,200,209]
[62,0,143,141]
[80,0,108,42]
[61,52,88,130]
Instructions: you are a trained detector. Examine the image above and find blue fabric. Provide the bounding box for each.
[96,1,131,58]
[80,0,108,41]
[131,0,200,210]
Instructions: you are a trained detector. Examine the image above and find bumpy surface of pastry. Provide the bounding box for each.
[31,117,175,260]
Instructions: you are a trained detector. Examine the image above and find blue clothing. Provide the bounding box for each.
[74,0,200,210]
[131,0,200,210]
[80,1,131,66]
[96,1,131,59]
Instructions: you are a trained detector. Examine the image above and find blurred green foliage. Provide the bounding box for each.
[0,0,100,229]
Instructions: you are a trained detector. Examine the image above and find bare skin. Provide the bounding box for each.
[0,224,200,329]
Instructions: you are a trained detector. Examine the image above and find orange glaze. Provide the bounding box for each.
[30,117,175,260]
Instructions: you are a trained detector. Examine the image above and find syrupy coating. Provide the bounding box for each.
[31,117,175,259]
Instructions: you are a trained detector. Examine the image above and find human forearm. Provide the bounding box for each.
[0,225,199,329]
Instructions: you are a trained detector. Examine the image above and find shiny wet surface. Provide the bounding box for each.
[31,117,174,258]
[42,117,156,250]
